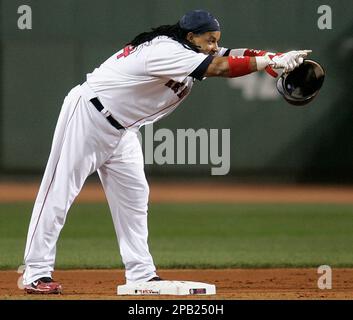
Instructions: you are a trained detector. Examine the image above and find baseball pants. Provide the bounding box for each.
[23,84,157,285]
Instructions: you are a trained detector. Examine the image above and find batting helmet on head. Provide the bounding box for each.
[276,59,325,106]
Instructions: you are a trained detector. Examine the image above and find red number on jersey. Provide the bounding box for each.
[117,45,136,59]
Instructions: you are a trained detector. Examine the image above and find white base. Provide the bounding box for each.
[117,280,216,296]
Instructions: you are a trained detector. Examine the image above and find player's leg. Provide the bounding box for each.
[97,129,157,283]
[23,87,122,286]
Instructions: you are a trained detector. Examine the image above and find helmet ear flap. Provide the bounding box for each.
[276,60,325,106]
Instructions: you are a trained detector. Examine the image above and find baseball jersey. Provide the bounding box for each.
[84,36,213,128]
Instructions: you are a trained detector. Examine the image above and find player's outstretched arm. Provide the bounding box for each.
[204,56,256,77]
[204,55,272,78]
[205,49,312,78]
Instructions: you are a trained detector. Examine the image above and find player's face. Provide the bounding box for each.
[187,31,221,56]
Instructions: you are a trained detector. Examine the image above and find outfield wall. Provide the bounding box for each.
[1,0,352,182]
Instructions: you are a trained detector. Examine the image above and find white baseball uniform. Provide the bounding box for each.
[23,36,213,284]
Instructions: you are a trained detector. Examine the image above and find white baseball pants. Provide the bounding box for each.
[23,84,157,285]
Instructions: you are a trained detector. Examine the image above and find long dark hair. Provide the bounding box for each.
[127,23,200,52]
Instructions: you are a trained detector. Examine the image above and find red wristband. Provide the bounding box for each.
[228,56,252,77]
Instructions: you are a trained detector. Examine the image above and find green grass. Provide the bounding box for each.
[1,202,353,269]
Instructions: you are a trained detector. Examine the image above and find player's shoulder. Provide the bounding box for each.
[150,36,190,51]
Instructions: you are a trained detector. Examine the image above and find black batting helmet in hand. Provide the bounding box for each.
[276,59,325,106]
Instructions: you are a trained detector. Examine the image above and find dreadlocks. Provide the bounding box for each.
[127,23,200,52]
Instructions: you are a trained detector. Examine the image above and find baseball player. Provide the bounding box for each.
[22,9,310,293]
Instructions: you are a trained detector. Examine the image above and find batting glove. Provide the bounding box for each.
[271,50,312,72]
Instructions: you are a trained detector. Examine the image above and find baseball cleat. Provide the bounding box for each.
[24,277,62,294]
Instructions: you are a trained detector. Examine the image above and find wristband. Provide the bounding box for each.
[227,56,252,77]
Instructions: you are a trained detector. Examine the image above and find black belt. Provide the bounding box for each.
[90,97,125,130]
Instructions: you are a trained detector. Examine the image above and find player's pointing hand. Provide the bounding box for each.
[271,50,313,72]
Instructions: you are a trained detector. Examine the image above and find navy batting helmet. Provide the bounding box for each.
[276,59,325,106]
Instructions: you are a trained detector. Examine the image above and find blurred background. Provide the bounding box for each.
[0,0,352,183]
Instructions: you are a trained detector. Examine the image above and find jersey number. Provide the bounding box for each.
[117,45,136,59]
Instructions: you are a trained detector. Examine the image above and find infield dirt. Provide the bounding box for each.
[1,268,353,300]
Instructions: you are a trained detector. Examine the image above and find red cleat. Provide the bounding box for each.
[24,277,62,294]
